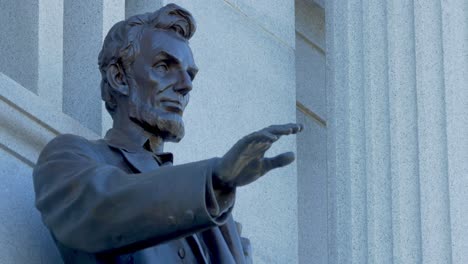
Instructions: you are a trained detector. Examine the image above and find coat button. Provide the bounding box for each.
[184,210,194,222]
[178,248,186,259]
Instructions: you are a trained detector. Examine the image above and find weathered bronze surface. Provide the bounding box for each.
[33,4,302,263]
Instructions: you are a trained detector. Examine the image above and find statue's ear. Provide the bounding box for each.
[107,63,129,96]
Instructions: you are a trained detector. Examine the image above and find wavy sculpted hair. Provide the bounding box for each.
[98,4,196,115]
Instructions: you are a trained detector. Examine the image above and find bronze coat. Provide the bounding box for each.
[33,130,252,263]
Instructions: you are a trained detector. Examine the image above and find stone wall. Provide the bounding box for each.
[295,0,328,263]
[326,0,468,263]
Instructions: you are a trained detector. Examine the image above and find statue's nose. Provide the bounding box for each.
[174,71,192,96]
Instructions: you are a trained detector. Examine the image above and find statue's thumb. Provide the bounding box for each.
[263,152,295,173]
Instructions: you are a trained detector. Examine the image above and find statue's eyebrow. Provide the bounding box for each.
[152,51,177,64]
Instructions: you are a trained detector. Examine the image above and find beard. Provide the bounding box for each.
[127,84,185,143]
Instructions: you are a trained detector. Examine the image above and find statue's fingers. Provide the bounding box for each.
[262,151,295,173]
[247,131,278,143]
[265,123,303,136]
[260,131,279,142]
[253,142,272,153]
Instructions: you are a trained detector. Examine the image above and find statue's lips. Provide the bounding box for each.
[160,99,183,115]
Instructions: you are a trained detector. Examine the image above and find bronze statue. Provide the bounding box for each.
[33,4,302,263]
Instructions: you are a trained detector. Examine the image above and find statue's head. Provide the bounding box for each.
[98,4,197,142]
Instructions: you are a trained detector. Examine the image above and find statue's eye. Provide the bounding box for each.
[171,25,185,36]
[153,62,169,73]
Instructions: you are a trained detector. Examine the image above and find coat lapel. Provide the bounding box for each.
[119,149,160,173]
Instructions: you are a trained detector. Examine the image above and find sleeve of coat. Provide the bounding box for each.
[33,134,234,254]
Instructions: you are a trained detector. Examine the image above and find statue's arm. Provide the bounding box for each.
[33,134,233,254]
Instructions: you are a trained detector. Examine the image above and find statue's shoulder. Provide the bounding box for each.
[46,133,94,149]
[39,134,106,160]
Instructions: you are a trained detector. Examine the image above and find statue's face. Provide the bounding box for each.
[127,28,198,142]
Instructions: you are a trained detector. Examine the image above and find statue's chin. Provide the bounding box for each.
[127,93,185,142]
[145,124,185,143]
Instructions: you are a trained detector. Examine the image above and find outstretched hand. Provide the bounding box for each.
[213,123,303,188]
